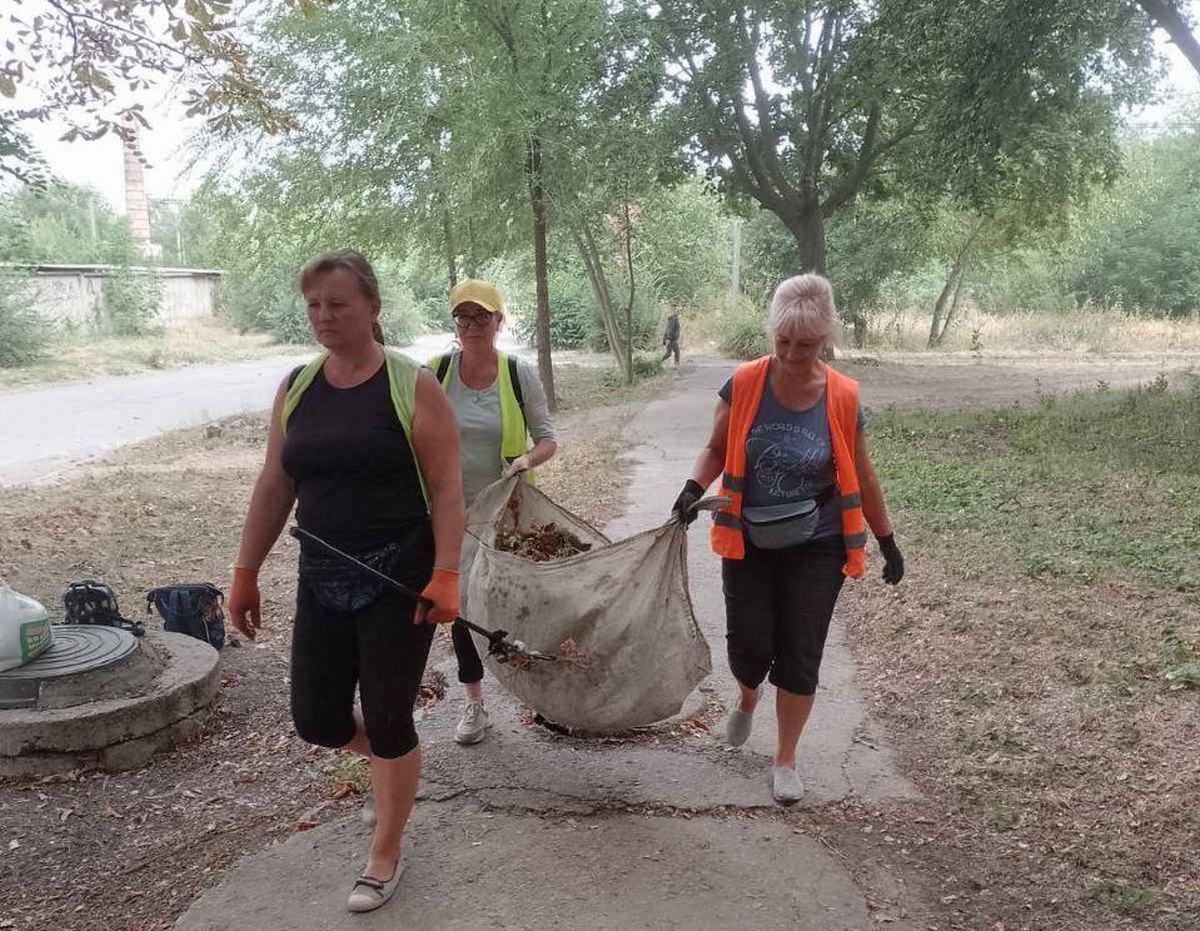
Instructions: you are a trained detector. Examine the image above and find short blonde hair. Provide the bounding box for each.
[767,274,837,342]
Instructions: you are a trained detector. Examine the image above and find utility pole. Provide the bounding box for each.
[728,218,743,309]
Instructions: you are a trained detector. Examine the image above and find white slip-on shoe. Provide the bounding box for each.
[772,766,805,805]
[347,858,404,913]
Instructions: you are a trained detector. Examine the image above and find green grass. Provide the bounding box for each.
[869,376,1200,591]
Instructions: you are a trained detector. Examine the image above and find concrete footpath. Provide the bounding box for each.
[173,362,920,931]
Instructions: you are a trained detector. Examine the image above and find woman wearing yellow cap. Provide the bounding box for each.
[430,279,558,744]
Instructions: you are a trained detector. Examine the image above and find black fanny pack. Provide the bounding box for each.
[742,486,836,550]
[299,541,407,614]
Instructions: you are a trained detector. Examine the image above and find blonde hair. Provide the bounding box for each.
[767,274,837,343]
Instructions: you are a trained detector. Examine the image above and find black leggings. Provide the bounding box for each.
[721,535,846,696]
[452,621,485,685]
[290,537,435,759]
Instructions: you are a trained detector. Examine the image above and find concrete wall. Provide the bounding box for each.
[6,265,221,328]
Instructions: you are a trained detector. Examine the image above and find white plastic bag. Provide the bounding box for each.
[0,583,53,673]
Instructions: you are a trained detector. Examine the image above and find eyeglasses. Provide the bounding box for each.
[453,311,494,330]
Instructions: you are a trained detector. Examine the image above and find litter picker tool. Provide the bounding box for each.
[288,526,555,664]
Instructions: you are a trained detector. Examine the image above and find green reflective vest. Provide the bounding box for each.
[281,348,429,506]
[431,349,533,483]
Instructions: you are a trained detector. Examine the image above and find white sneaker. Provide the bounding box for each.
[455,699,489,745]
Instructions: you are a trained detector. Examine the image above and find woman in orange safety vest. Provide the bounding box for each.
[672,273,903,805]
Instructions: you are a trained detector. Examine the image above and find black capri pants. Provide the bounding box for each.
[722,535,847,696]
[452,621,485,685]
[290,526,436,759]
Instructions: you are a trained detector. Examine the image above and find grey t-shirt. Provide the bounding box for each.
[444,355,557,505]
[719,377,864,539]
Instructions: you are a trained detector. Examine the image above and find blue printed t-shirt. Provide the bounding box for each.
[718,376,865,540]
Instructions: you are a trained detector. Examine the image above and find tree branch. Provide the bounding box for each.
[1136,0,1200,79]
[737,8,798,203]
[821,98,880,215]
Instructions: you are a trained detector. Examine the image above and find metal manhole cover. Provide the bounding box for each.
[0,625,138,682]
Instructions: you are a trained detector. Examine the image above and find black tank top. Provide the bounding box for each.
[281,361,428,551]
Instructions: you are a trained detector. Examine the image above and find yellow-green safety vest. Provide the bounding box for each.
[431,349,533,483]
[281,348,430,506]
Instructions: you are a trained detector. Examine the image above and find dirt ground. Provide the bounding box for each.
[0,354,1196,931]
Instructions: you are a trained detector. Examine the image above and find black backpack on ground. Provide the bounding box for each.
[62,580,145,637]
[146,583,226,650]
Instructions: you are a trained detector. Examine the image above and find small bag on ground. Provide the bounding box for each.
[63,580,145,636]
[146,583,226,649]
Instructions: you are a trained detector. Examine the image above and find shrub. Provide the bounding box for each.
[717,298,769,359]
[99,269,161,336]
[0,273,51,367]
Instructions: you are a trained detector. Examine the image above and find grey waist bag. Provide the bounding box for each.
[741,487,837,550]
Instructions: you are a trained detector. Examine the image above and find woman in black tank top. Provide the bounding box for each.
[227,250,465,913]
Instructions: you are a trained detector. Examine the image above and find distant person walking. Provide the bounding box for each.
[672,274,904,805]
[661,312,681,366]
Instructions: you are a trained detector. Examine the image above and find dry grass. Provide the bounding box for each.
[0,317,288,390]
[867,305,1200,357]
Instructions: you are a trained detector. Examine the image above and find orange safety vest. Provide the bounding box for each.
[710,356,868,578]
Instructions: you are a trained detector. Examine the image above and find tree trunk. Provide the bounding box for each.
[465,219,478,278]
[783,202,828,275]
[622,199,635,385]
[927,267,958,349]
[442,209,457,289]
[937,263,969,344]
[574,224,628,377]
[526,133,556,410]
[929,221,982,348]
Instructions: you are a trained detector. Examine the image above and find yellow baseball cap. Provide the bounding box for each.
[449,279,503,315]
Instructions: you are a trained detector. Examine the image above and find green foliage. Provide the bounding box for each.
[601,353,663,386]
[717,298,769,360]
[826,199,937,322]
[739,212,799,306]
[634,180,730,306]
[1073,133,1200,316]
[100,270,161,336]
[150,199,220,268]
[0,183,138,265]
[869,377,1200,591]
[0,273,51,367]
[515,268,596,349]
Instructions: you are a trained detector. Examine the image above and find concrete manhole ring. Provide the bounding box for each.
[1,625,138,681]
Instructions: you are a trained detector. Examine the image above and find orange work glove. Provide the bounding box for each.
[417,567,460,625]
[228,566,262,640]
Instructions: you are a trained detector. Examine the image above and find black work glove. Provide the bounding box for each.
[877,534,904,585]
[672,479,705,527]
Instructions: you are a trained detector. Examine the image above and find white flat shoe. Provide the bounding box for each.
[772,766,804,805]
[347,858,404,913]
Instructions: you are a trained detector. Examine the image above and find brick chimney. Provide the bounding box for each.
[121,119,161,260]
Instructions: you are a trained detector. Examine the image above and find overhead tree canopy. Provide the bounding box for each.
[0,0,293,183]
[653,0,1156,281]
